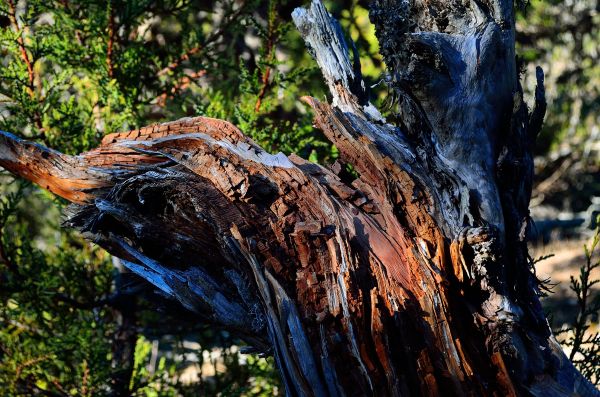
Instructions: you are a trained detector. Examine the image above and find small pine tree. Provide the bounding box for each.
[555,219,600,385]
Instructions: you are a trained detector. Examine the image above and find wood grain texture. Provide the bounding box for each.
[0,0,596,396]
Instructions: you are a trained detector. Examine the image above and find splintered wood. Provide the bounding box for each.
[0,0,596,395]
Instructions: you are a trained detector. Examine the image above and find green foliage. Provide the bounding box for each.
[516,0,599,155]
[0,0,328,394]
[0,0,595,394]
[555,220,600,385]
[0,181,115,395]
[127,335,280,396]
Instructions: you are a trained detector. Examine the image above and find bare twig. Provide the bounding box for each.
[157,1,248,77]
[53,285,144,310]
[107,4,115,78]
[14,354,53,383]
[158,46,203,77]
[154,70,206,107]
[6,0,45,134]
[254,66,271,113]
[255,3,276,113]
[80,360,90,396]
[7,0,34,97]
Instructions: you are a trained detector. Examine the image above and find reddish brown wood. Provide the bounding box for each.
[0,1,596,396]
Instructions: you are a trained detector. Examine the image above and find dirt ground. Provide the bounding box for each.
[531,236,600,327]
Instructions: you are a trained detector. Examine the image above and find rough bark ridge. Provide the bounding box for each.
[0,0,596,395]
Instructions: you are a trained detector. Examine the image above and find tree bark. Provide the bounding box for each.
[0,0,596,395]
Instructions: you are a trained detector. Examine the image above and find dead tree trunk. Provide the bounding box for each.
[0,0,596,395]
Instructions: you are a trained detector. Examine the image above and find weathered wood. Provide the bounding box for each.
[0,0,597,395]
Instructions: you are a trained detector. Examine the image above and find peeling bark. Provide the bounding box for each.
[0,0,596,396]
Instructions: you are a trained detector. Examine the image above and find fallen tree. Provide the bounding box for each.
[0,0,596,395]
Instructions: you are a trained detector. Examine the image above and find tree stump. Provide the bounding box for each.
[0,1,596,395]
